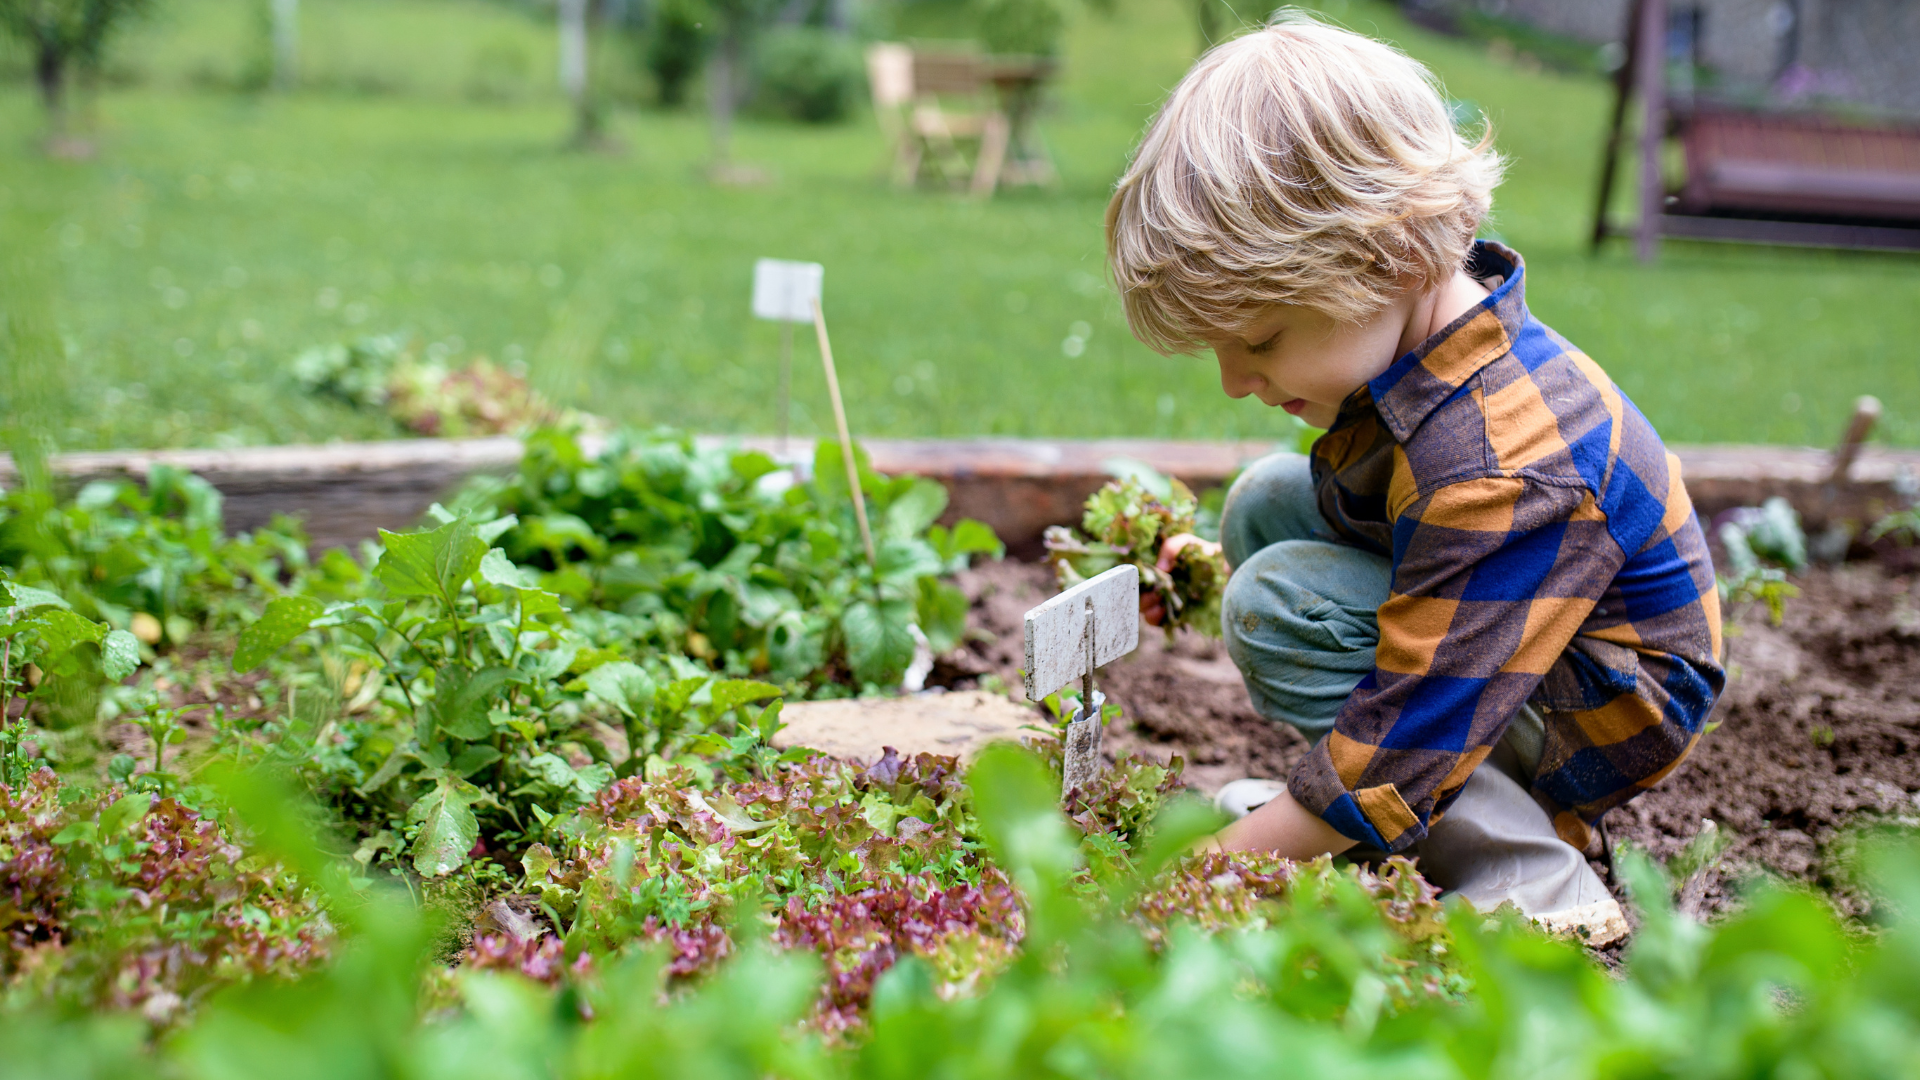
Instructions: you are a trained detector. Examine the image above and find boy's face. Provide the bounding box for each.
[1200,294,1416,430]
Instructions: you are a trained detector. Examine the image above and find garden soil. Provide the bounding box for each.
[934,558,1920,918]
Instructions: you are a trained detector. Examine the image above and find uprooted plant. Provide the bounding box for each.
[1045,474,1228,639]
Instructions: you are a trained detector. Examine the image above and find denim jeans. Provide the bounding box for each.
[1218,452,1390,742]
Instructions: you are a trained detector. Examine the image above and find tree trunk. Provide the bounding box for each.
[559,0,602,145]
[271,0,300,90]
[709,31,736,166]
[35,42,65,127]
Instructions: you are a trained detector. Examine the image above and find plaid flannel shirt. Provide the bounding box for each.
[1290,241,1725,853]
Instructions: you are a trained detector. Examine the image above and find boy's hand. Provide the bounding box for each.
[1138,533,1224,626]
[1212,787,1357,861]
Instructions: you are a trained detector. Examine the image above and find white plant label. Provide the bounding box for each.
[1022,564,1139,703]
[752,259,824,323]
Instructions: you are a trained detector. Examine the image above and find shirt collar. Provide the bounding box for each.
[1354,240,1530,443]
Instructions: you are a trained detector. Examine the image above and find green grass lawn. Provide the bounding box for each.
[1,0,1916,453]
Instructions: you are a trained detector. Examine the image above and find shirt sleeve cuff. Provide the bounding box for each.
[1287,741,1428,854]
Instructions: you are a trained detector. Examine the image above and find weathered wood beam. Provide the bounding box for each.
[4,437,1916,553]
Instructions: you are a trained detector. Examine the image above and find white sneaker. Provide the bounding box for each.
[1214,778,1287,821]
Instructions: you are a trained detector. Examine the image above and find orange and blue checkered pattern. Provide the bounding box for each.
[1289,242,1725,854]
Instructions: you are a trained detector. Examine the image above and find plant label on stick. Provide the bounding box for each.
[751,259,822,323]
[1022,564,1139,798]
[751,259,823,455]
[808,296,874,567]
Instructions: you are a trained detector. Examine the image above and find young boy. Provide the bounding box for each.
[1107,14,1724,936]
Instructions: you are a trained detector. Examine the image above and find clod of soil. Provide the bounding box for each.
[938,559,1920,918]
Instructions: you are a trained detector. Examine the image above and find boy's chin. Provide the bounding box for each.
[1292,403,1339,429]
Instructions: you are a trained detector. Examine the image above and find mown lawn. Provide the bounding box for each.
[1,0,1915,452]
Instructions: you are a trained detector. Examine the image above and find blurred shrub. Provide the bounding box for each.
[976,0,1064,55]
[750,27,863,123]
[465,37,534,103]
[641,0,713,106]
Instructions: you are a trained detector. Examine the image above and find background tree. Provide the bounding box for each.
[0,0,153,134]
[703,0,781,174]
[1191,0,1255,52]
[560,0,610,146]
[641,0,711,107]
[268,0,296,90]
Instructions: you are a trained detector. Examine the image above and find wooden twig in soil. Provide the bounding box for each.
[811,297,874,567]
[1829,395,1881,486]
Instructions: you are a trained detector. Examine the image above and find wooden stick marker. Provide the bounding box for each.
[809,297,874,567]
[1023,564,1139,798]
[750,258,873,566]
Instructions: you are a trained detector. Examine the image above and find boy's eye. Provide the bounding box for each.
[1247,332,1281,355]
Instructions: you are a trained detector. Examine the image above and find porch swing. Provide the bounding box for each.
[1591,0,1920,260]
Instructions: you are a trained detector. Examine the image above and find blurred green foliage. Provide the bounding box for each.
[13,742,1920,1078]
[0,0,1909,453]
[749,26,864,123]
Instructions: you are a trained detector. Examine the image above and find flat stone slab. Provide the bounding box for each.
[772,689,1040,764]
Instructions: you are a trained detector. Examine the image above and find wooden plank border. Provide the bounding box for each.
[4,436,1917,553]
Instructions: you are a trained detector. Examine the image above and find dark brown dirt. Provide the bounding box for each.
[1606,564,1920,916]
[936,558,1920,918]
[935,560,1311,795]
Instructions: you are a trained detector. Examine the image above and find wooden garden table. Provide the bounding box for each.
[973,56,1059,196]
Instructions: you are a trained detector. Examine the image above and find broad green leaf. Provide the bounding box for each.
[842,600,918,687]
[232,595,325,673]
[527,513,605,559]
[478,548,538,590]
[358,744,417,794]
[883,477,949,540]
[522,843,556,881]
[515,588,564,621]
[432,666,515,742]
[969,744,1084,913]
[480,547,563,621]
[21,608,107,675]
[1,582,69,612]
[873,539,944,587]
[375,517,488,602]
[450,743,503,777]
[766,612,825,682]
[408,780,481,878]
[812,439,874,504]
[916,578,969,655]
[99,792,153,837]
[99,630,141,682]
[474,514,519,544]
[754,699,786,743]
[521,753,614,806]
[931,518,1004,562]
[708,678,782,717]
[582,661,655,719]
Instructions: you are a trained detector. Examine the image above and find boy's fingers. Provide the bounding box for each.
[1139,592,1165,626]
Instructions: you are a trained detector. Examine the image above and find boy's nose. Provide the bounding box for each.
[1219,366,1263,400]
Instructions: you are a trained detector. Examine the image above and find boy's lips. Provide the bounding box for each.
[1280,398,1308,415]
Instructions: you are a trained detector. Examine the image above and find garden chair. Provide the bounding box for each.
[864,44,1010,196]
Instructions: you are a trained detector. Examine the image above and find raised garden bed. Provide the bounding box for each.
[6,436,1917,552]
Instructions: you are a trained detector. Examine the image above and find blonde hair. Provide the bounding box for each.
[1106,11,1504,353]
